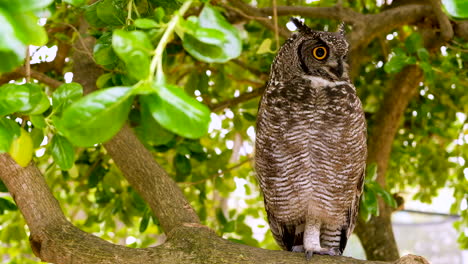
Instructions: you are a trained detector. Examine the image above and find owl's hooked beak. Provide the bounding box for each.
[330,61,344,78]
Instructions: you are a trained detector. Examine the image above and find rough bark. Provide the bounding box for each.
[0,153,429,264]
[103,125,200,233]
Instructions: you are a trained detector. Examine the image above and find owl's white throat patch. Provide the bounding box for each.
[303,75,348,87]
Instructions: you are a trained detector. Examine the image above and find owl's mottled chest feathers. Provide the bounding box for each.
[263,76,360,121]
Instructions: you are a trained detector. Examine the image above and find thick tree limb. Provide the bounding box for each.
[428,0,454,41]
[0,153,431,263]
[103,125,200,233]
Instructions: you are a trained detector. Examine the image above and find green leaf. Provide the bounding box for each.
[96,73,115,89]
[94,33,118,67]
[63,0,86,7]
[134,18,159,29]
[55,87,133,147]
[153,7,165,23]
[0,10,25,73]
[88,163,107,188]
[142,83,211,139]
[0,117,20,153]
[368,182,397,208]
[52,82,84,114]
[112,30,153,80]
[442,0,468,18]
[30,127,44,149]
[0,84,31,115]
[180,4,241,63]
[50,135,75,170]
[26,84,50,115]
[30,115,47,128]
[135,101,175,146]
[0,197,17,214]
[365,163,378,182]
[0,179,7,192]
[256,38,274,54]
[420,61,434,82]
[384,53,416,73]
[139,208,150,233]
[0,83,49,115]
[198,4,241,60]
[84,1,107,27]
[174,154,191,181]
[362,186,379,216]
[12,12,48,46]
[0,0,53,12]
[96,0,126,26]
[405,33,423,54]
[416,48,430,62]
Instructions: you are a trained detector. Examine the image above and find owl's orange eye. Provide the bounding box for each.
[312,46,327,60]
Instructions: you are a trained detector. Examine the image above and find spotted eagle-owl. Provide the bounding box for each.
[255,18,367,259]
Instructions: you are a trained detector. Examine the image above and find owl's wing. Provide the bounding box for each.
[256,80,308,251]
[340,165,366,253]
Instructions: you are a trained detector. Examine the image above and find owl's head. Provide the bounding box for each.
[271,18,350,82]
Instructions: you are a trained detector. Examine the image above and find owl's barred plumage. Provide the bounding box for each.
[255,18,367,258]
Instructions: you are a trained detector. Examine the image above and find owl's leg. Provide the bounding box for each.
[303,218,340,259]
[303,218,322,260]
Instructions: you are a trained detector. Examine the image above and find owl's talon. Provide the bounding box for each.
[314,247,340,256]
[292,245,304,252]
[305,250,314,260]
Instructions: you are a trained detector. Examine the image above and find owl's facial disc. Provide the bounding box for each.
[298,38,347,80]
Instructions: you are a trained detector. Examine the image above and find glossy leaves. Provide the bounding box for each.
[55,87,133,147]
[142,83,211,139]
[180,4,241,63]
[0,118,20,153]
[50,135,75,170]
[112,30,153,80]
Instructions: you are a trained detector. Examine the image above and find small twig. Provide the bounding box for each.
[272,0,280,51]
[180,157,253,186]
[25,46,31,83]
[221,3,271,22]
[210,87,265,112]
[446,43,468,53]
[56,22,94,62]
[226,74,265,87]
[231,59,267,77]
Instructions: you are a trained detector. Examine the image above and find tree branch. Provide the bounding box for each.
[0,155,430,263]
[228,0,290,38]
[428,0,454,41]
[259,5,364,25]
[103,125,200,232]
[210,87,264,112]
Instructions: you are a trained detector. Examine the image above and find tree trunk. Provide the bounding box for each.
[355,65,424,261]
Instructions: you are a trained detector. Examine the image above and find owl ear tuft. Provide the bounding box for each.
[338,22,346,36]
[290,17,313,34]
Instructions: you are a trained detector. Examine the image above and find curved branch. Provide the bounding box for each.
[228,0,290,38]
[259,5,364,25]
[0,155,429,263]
[428,0,454,41]
[103,125,200,232]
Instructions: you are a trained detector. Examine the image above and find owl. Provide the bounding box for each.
[255,18,367,259]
